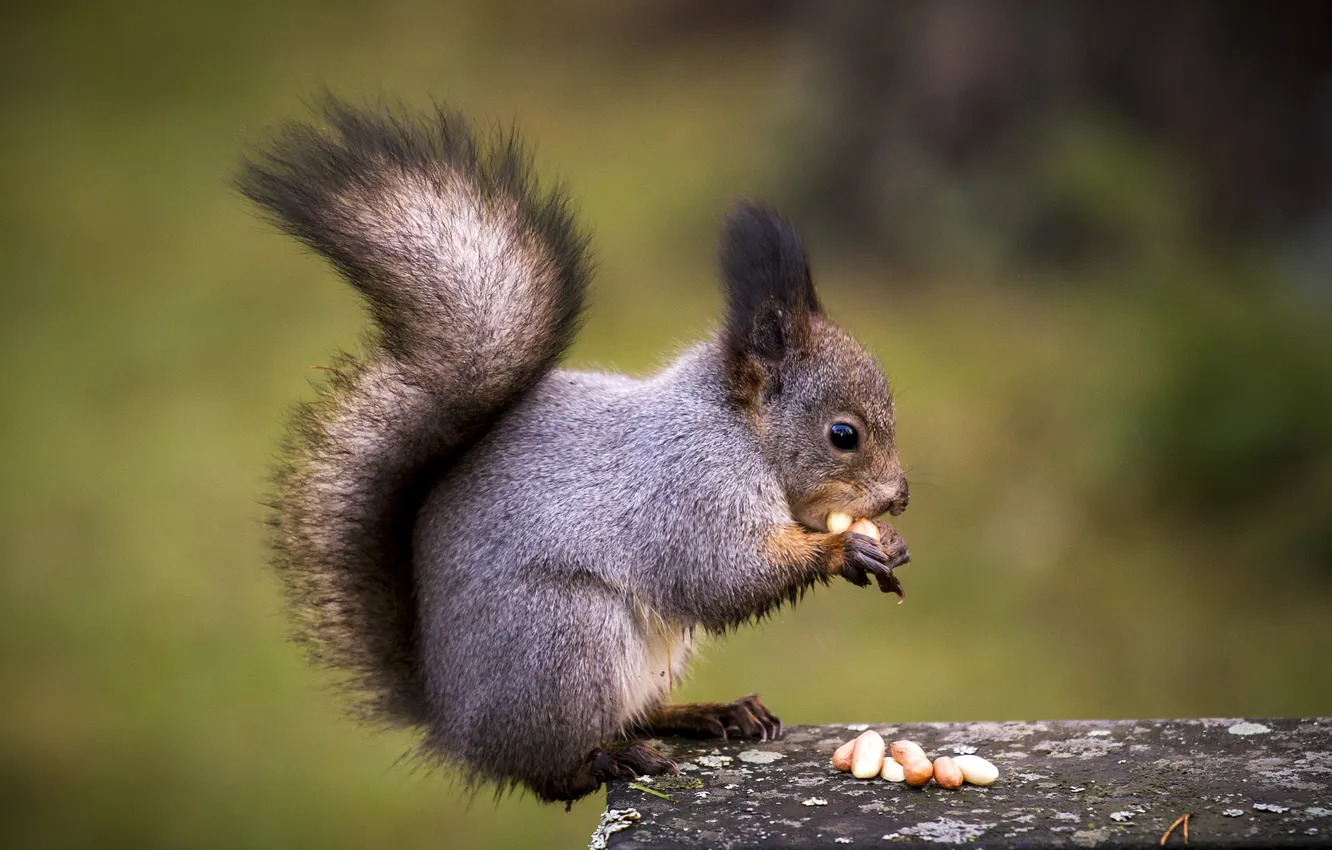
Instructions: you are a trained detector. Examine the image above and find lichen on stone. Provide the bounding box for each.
[882,817,993,844]
[694,754,733,769]
[650,775,704,792]
[1228,721,1272,736]
[738,749,785,764]
[1070,826,1111,847]
[589,808,641,850]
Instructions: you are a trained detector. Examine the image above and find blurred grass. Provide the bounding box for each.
[2,2,1330,848]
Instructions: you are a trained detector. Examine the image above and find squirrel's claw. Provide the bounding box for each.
[876,570,905,601]
[636,695,782,742]
[688,694,781,742]
[730,693,782,742]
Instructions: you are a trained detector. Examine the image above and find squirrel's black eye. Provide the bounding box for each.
[828,422,859,451]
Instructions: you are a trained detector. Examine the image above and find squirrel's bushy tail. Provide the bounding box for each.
[237,97,591,727]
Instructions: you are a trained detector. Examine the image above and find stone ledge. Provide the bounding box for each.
[600,718,1332,848]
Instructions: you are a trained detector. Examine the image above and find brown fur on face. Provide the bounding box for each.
[716,205,908,530]
[778,317,906,527]
[742,317,908,530]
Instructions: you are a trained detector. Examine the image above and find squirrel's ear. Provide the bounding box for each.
[719,201,822,366]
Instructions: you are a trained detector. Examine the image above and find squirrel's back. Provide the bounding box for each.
[414,345,789,600]
[237,97,592,727]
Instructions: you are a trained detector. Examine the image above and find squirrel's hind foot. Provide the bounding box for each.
[635,694,783,742]
[535,740,678,807]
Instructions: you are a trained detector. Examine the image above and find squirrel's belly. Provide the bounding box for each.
[616,614,696,725]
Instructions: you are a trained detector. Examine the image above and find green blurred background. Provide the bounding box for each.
[3,1,1331,847]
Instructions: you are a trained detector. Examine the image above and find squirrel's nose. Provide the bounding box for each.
[875,477,909,517]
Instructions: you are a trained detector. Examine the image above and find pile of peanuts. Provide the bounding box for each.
[830,731,999,790]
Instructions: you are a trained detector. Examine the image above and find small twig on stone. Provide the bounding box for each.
[1160,812,1191,845]
[628,782,676,803]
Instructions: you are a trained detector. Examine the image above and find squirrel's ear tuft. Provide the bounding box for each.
[719,201,822,364]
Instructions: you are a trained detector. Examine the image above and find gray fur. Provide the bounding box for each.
[242,100,907,802]
[238,97,591,728]
[414,335,902,794]
[414,346,783,788]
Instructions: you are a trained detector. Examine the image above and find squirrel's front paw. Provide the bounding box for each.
[837,528,907,599]
[871,521,910,570]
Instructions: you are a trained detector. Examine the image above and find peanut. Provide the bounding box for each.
[848,518,880,540]
[890,739,927,766]
[880,756,906,782]
[850,730,886,779]
[932,756,963,790]
[952,754,999,786]
[826,511,853,534]
[902,757,933,787]
[830,739,855,771]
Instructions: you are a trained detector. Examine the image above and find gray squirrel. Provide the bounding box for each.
[238,97,910,803]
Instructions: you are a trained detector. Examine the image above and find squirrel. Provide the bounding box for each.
[238,97,911,804]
